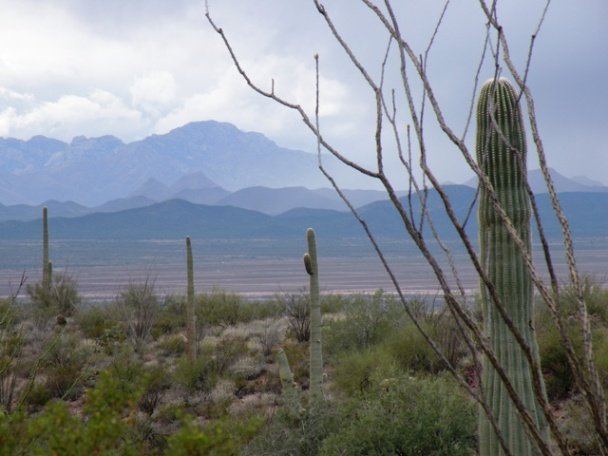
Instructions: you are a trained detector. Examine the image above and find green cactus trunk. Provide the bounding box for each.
[304,228,323,409]
[277,348,299,416]
[186,237,196,362]
[42,207,50,291]
[476,78,547,455]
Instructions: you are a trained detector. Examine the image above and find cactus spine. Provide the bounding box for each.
[304,227,323,408]
[186,237,196,362]
[476,77,547,455]
[42,207,50,291]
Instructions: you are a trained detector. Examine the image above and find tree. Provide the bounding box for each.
[206,2,606,455]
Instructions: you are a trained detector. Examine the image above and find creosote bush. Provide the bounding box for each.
[281,291,310,342]
[27,272,81,319]
[319,373,476,456]
[115,280,159,354]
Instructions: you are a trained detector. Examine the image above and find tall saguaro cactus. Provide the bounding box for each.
[42,207,50,291]
[476,78,547,455]
[303,227,323,408]
[185,237,197,362]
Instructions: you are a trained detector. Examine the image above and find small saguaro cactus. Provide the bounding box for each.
[185,237,197,362]
[277,348,300,417]
[42,207,50,291]
[476,77,547,455]
[303,227,323,409]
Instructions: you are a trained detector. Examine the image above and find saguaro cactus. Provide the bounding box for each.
[303,227,323,408]
[42,207,50,291]
[277,348,300,417]
[185,237,197,362]
[476,77,547,455]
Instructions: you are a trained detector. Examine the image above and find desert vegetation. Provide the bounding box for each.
[2,273,608,455]
[1,220,607,454]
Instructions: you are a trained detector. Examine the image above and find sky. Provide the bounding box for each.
[0,0,606,187]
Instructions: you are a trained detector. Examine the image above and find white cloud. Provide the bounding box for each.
[130,71,177,114]
[0,90,143,140]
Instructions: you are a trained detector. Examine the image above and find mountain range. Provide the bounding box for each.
[1,185,606,242]
[0,120,330,206]
[2,120,607,211]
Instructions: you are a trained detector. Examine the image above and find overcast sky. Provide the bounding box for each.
[0,1,606,187]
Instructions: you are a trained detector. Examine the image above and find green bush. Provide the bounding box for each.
[2,368,148,455]
[138,364,172,416]
[557,277,608,325]
[41,332,93,401]
[115,281,159,354]
[76,305,116,339]
[158,334,187,356]
[174,355,218,393]
[238,300,283,322]
[325,290,403,357]
[537,319,578,400]
[153,294,187,338]
[319,374,476,456]
[197,289,242,328]
[27,273,81,318]
[166,414,263,456]
[245,402,337,456]
[383,321,446,374]
[332,345,398,395]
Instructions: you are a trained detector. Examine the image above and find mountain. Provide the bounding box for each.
[1,186,607,241]
[0,121,326,206]
[217,186,343,215]
[0,200,89,222]
[465,168,608,194]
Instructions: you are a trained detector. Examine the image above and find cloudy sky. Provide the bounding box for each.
[0,0,606,187]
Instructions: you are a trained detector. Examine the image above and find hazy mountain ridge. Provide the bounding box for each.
[0,121,326,206]
[465,168,608,194]
[1,186,607,241]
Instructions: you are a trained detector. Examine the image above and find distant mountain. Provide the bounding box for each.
[465,168,608,194]
[0,200,89,222]
[218,186,343,215]
[0,121,326,206]
[1,186,607,241]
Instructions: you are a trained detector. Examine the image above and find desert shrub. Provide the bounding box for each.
[536,291,608,400]
[158,334,187,356]
[115,280,159,355]
[537,319,579,400]
[153,294,187,338]
[174,355,218,393]
[2,368,148,455]
[76,304,117,339]
[383,321,445,373]
[282,340,309,387]
[197,289,242,328]
[319,374,476,456]
[27,273,81,318]
[138,364,172,416]
[281,292,310,342]
[238,300,283,322]
[41,332,93,401]
[24,381,53,410]
[557,395,599,455]
[245,401,337,456]
[321,293,350,314]
[557,277,608,325]
[259,319,281,356]
[166,414,263,456]
[213,336,249,375]
[332,345,398,395]
[0,315,25,411]
[325,290,403,357]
